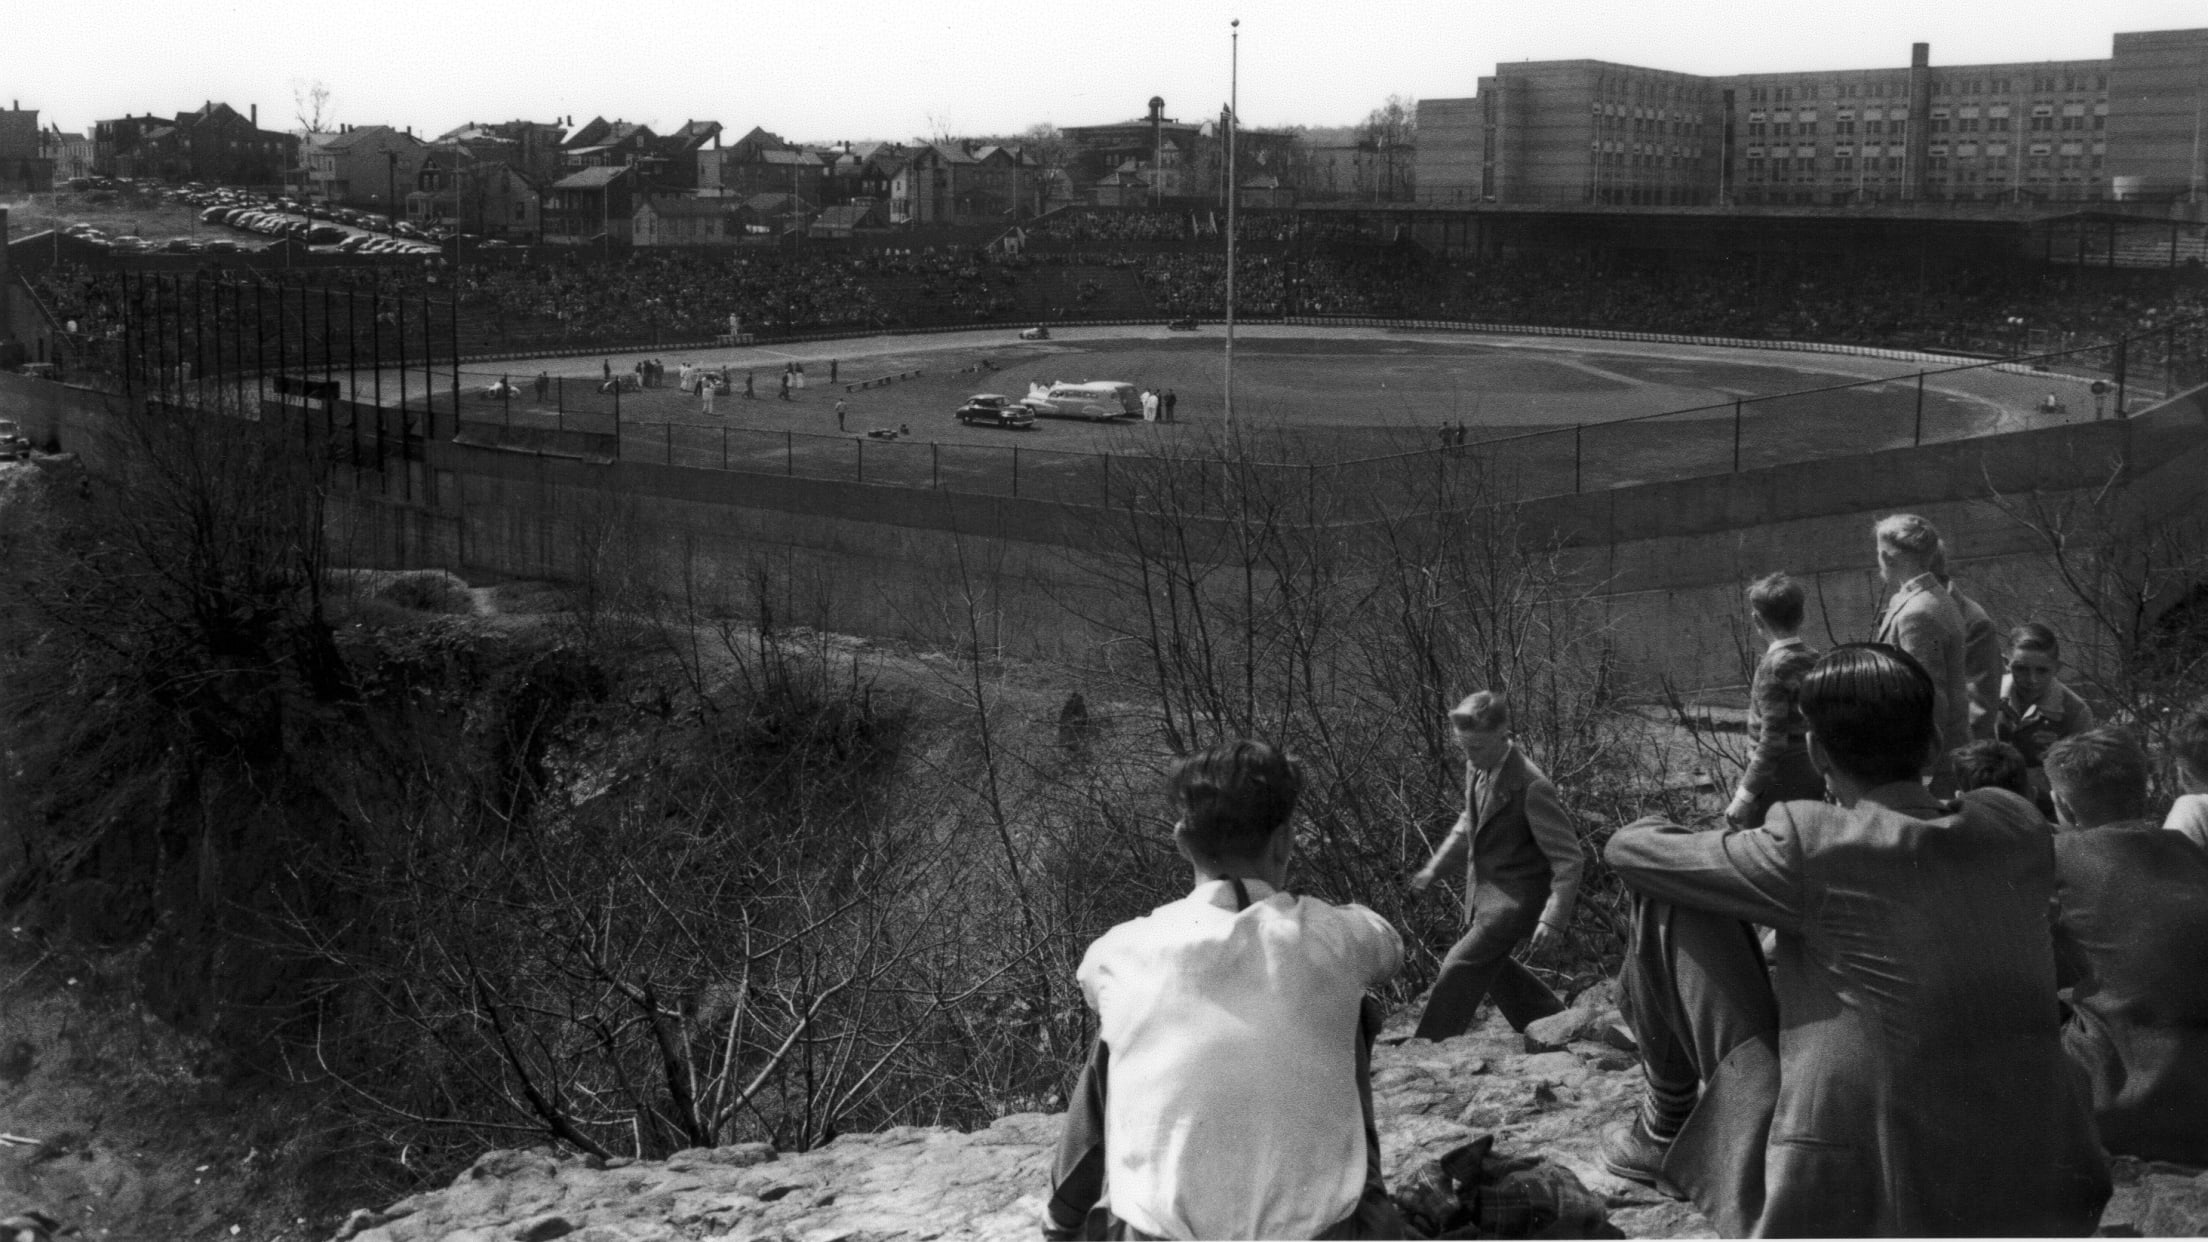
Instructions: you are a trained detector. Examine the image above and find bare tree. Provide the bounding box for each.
[1357,95,1417,202]
[292,78,337,135]
[1021,123,1073,213]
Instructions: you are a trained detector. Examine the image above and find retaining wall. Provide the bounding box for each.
[6,366,2204,697]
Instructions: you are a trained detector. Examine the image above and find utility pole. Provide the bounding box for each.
[1225,17,1239,431]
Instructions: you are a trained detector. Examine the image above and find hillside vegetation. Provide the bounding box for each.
[2,389,2201,1238]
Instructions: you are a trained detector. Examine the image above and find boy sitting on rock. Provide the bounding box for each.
[1044,740,1404,1240]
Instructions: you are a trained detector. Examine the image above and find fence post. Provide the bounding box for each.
[665,422,673,465]
[787,430,794,474]
[2115,335,2128,417]
[722,426,729,470]
[1013,447,1021,497]
[1732,399,1743,472]
[557,375,564,415]
[856,436,864,483]
[1913,372,1926,446]
[1574,423,1583,493]
[1100,452,1110,507]
[503,385,510,427]
[934,442,942,490]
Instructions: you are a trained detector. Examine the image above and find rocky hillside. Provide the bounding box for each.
[327,986,2207,1242]
[330,994,1709,1242]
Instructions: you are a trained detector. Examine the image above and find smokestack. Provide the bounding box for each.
[1911,43,1929,68]
[251,103,257,127]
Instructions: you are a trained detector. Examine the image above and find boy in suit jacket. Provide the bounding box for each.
[1408,692,1583,1041]
[1726,573,1822,827]
[1600,644,2109,1237]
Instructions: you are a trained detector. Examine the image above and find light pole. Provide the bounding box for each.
[1225,17,1239,432]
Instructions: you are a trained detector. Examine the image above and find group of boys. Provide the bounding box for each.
[1041,510,2208,1239]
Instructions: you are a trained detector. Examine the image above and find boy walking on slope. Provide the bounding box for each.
[1044,740,1405,1240]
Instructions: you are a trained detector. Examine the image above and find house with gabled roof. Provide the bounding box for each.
[298,124,427,208]
[544,165,637,244]
[651,120,724,190]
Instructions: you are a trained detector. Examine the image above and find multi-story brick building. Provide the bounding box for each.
[0,104,52,193]
[89,102,295,186]
[1065,98,1205,206]
[1416,26,2208,209]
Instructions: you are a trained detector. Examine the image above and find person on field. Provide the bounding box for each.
[1044,740,1404,1240]
[1872,514,1971,793]
[2044,727,2208,1166]
[1408,691,1581,1041]
[1725,573,1822,827]
[1599,644,2109,1237]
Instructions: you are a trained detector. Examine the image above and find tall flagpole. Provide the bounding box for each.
[1225,17,1239,432]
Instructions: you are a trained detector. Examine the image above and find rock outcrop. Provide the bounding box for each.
[333,1003,1713,1242]
[328,997,2208,1242]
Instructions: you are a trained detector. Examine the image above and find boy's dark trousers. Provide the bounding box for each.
[1411,886,1563,1041]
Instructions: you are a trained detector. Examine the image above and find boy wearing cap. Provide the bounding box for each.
[1043,740,1404,1240]
[1409,691,1583,1041]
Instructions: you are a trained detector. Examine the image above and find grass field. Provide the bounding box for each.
[358,324,2110,503]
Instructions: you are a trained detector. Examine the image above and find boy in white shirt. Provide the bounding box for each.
[1043,740,1405,1240]
[2164,701,2208,850]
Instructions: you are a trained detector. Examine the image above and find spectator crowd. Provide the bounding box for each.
[1045,511,2208,1239]
[26,228,2208,397]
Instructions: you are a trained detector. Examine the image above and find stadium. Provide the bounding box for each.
[14,204,2205,514]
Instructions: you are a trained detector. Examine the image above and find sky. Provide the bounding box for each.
[18,0,2208,142]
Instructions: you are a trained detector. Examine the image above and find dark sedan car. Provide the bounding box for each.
[955,394,1037,429]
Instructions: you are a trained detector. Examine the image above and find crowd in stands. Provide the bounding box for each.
[26,233,2208,390]
[1046,512,2208,1239]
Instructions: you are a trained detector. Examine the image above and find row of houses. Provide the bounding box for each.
[19,92,1360,245]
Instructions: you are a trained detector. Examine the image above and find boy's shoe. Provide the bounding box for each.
[1599,1117,1682,1198]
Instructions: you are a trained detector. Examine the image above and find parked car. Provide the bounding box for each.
[1018,325,1051,341]
[955,394,1037,429]
[1168,317,1200,331]
[0,419,31,462]
[1020,380,1141,421]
